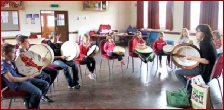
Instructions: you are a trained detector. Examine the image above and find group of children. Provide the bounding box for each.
[2,26,222,109]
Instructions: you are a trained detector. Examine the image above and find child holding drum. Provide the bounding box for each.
[47,32,81,89]
[103,35,125,65]
[15,35,57,102]
[153,32,171,67]
[1,43,49,109]
[132,31,154,63]
[79,34,96,79]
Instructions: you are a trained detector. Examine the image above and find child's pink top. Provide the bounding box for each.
[103,42,116,54]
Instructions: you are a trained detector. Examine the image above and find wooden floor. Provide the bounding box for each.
[1,46,214,109]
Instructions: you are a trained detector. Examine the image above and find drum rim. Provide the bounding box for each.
[135,46,153,53]
[87,45,99,56]
[28,44,54,69]
[171,43,200,70]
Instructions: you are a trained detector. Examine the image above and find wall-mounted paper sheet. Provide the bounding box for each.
[26,14,32,18]
[12,11,18,24]
[33,14,39,18]
[1,12,8,17]
[2,16,8,23]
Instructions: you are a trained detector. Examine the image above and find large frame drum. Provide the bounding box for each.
[29,44,54,69]
[15,51,44,77]
[171,44,200,69]
[61,41,80,61]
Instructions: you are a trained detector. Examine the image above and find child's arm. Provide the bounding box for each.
[3,72,32,83]
[79,45,87,58]
[103,42,109,53]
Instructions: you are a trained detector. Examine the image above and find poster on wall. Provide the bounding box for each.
[12,11,18,24]
[26,14,32,18]
[31,18,35,24]
[33,14,39,18]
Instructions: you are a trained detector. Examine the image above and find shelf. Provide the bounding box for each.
[1,6,24,10]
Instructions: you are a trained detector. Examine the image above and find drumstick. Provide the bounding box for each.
[172,54,186,58]
[44,51,49,58]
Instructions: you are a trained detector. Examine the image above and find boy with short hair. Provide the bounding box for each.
[47,32,81,89]
[15,35,57,102]
[1,43,49,109]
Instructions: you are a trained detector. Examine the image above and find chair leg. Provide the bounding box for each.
[112,60,114,70]
[84,65,87,75]
[127,56,130,69]
[216,78,223,99]
[99,58,103,72]
[108,60,111,75]
[185,79,191,91]
[121,62,123,73]
[8,99,12,109]
[156,56,158,73]
[79,65,83,82]
[132,57,134,72]
[147,62,148,72]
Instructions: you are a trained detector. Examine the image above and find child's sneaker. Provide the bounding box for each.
[88,72,94,79]
[91,73,96,80]
[121,61,125,65]
[68,86,75,89]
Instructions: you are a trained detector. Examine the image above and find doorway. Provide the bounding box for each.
[40,10,69,42]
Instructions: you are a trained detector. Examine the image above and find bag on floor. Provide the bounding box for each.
[166,89,191,108]
[191,83,211,109]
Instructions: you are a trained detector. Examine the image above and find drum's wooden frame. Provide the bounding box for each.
[171,43,200,70]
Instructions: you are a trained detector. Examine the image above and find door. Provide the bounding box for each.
[40,11,55,38]
[54,11,69,42]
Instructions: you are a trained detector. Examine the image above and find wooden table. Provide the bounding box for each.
[4,38,63,45]
[91,34,107,45]
[113,34,135,45]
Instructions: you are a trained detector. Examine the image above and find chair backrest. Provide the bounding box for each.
[89,30,96,38]
[77,35,81,45]
[166,40,174,45]
[99,39,107,55]
[147,32,159,47]
[210,54,223,81]
[29,35,38,39]
[41,39,50,44]
[128,38,135,54]
[98,24,111,33]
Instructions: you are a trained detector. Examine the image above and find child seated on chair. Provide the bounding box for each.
[178,28,193,44]
[132,31,153,63]
[153,32,171,67]
[47,32,81,89]
[15,35,56,102]
[79,34,96,80]
[103,35,125,65]
[1,43,49,109]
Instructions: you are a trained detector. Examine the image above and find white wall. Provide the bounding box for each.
[1,1,132,42]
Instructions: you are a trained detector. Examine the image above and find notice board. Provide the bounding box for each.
[1,10,20,31]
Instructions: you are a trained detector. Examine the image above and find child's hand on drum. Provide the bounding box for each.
[60,56,67,60]
[26,75,34,80]
[42,57,47,62]
[184,55,194,60]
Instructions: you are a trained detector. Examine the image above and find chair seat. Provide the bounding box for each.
[48,65,62,70]
[102,54,118,59]
[2,90,29,99]
[129,53,138,57]
[74,59,86,65]
[186,75,194,79]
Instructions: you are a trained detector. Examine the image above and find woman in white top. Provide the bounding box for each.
[178,28,193,44]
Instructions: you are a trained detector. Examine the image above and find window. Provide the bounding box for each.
[218,1,223,30]
[143,1,148,28]
[47,16,55,27]
[190,1,200,31]
[159,1,167,28]
[143,1,167,29]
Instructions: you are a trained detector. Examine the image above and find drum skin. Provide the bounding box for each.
[135,46,153,53]
[163,45,174,54]
[113,46,125,55]
[61,41,80,61]
[29,44,54,69]
[15,51,43,77]
[87,45,99,56]
[171,44,200,70]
